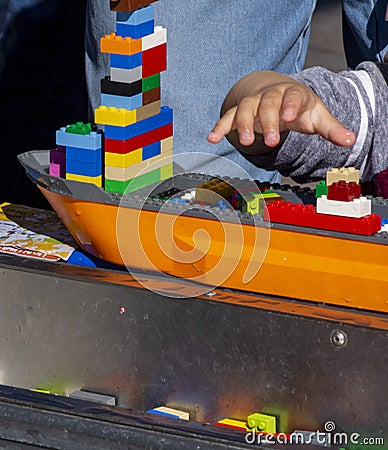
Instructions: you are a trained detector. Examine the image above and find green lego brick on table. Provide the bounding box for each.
[65,122,93,135]
[142,73,160,92]
[315,180,328,198]
[105,168,162,194]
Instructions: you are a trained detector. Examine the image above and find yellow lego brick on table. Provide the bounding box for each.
[95,106,136,127]
[105,154,173,181]
[66,173,102,187]
[105,148,142,167]
[326,167,359,186]
[247,412,276,433]
[215,418,249,431]
[100,33,142,55]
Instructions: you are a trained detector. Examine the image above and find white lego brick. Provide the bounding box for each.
[69,390,116,406]
[110,66,142,83]
[316,195,371,218]
[153,406,189,420]
[142,26,167,51]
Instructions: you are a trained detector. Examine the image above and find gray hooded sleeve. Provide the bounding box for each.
[239,62,388,183]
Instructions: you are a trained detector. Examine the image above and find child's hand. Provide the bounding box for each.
[207,71,356,150]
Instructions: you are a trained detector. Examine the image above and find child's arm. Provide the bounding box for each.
[207,71,355,150]
[208,63,388,183]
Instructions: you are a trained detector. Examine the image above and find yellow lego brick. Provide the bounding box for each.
[161,136,173,155]
[66,173,102,187]
[100,33,142,55]
[160,162,173,179]
[247,413,276,433]
[95,106,136,127]
[105,149,142,167]
[326,167,359,186]
[136,100,161,121]
[105,154,173,181]
[214,418,248,431]
[261,192,280,199]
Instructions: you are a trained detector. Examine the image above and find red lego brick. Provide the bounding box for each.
[142,43,167,78]
[327,180,361,202]
[105,123,173,154]
[110,0,158,12]
[264,200,381,236]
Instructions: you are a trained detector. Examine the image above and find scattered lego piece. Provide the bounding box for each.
[316,195,371,218]
[326,167,359,186]
[247,413,276,433]
[264,200,381,235]
[69,390,116,406]
[148,406,189,420]
[213,418,248,431]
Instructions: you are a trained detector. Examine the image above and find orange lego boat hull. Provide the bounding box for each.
[40,186,388,313]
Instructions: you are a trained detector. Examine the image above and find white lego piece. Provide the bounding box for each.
[326,167,359,186]
[153,406,189,420]
[316,195,371,218]
[110,66,142,83]
[70,390,116,406]
[142,26,167,51]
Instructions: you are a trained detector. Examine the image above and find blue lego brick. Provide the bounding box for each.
[56,128,102,150]
[142,141,161,160]
[146,409,180,419]
[101,92,143,110]
[116,20,154,39]
[66,146,102,164]
[104,106,173,140]
[116,4,154,25]
[110,52,142,70]
[66,159,102,177]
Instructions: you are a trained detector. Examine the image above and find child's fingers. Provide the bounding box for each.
[257,91,282,147]
[313,105,356,147]
[233,96,260,146]
[207,107,237,143]
[280,86,307,122]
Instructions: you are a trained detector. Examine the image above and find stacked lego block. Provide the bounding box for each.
[56,123,103,187]
[95,0,173,194]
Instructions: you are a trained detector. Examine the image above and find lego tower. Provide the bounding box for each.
[94,0,173,194]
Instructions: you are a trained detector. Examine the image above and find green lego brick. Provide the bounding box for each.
[142,73,160,92]
[105,168,162,194]
[65,122,93,135]
[315,180,328,198]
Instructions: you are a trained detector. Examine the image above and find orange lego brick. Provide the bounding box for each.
[100,33,142,55]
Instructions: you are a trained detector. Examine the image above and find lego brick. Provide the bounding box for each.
[149,406,189,421]
[105,148,142,167]
[105,167,161,194]
[213,418,248,431]
[327,180,361,202]
[147,409,180,419]
[315,180,328,198]
[142,73,160,92]
[110,0,158,12]
[316,195,371,218]
[143,86,161,105]
[142,141,160,160]
[105,153,172,180]
[94,106,137,127]
[160,162,173,180]
[110,66,142,83]
[161,135,173,154]
[49,163,62,178]
[110,52,142,70]
[142,43,167,78]
[69,390,116,406]
[246,413,276,433]
[142,26,167,51]
[117,4,154,25]
[117,19,154,39]
[104,106,172,140]
[66,159,102,177]
[49,146,66,164]
[326,167,359,186]
[66,173,102,188]
[66,146,102,164]
[56,128,102,150]
[100,33,141,55]
[264,200,381,235]
[105,123,173,154]
[101,92,143,110]
[101,77,142,97]
[65,122,93,135]
[136,100,161,121]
